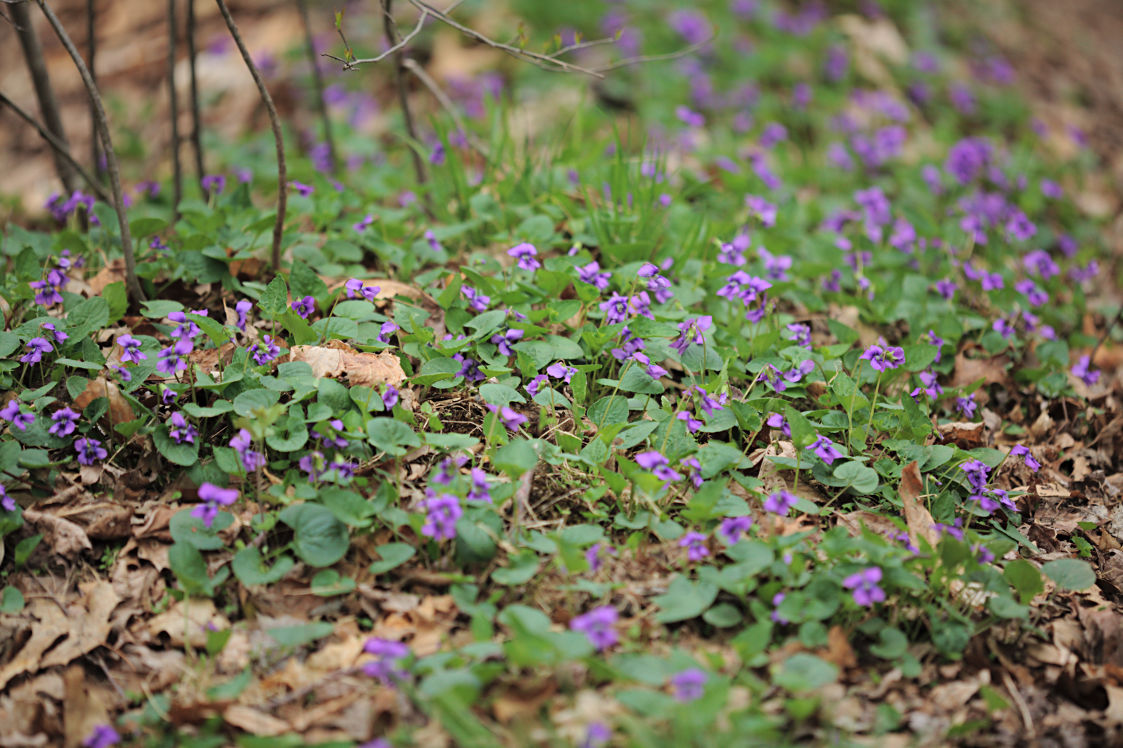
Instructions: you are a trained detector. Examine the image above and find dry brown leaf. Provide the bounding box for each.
[822,626,858,669]
[55,501,133,540]
[899,461,939,550]
[148,599,230,649]
[73,376,136,427]
[837,510,900,539]
[87,259,128,295]
[222,705,291,736]
[22,508,93,558]
[289,340,406,388]
[63,664,113,748]
[0,581,119,692]
[937,421,986,449]
[951,349,1010,390]
[188,342,239,377]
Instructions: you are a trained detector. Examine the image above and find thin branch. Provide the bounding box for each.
[592,36,714,73]
[36,0,145,301]
[10,0,78,192]
[0,91,109,202]
[168,0,182,218]
[87,0,101,177]
[296,0,338,173]
[401,58,490,161]
[382,0,431,216]
[406,0,604,78]
[214,0,287,271]
[186,0,206,196]
[323,4,427,69]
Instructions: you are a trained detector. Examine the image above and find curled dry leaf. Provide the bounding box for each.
[22,508,93,558]
[188,342,239,378]
[937,421,986,449]
[73,376,136,427]
[289,339,406,388]
[951,348,1010,391]
[87,258,127,295]
[899,461,940,550]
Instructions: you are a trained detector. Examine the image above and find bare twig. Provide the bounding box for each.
[0,91,109,202]
[406,0,603,78]
[36,0,145,301]
[186,0,206,196]
[296,0,338,173]
[401,57,490,160]
[214,0,287,270]
[10,0,78,192]
[87,0,101,177]
[382,0,431,215]
[168,0,183,218]
[593,36,715,73]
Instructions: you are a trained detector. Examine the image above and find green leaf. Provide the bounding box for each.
[259,275,289,319]
[832,461,879,494]
[310,569,357,596]
[1042,558,1096,591]
[170,508,232,551]
[492,439,537,478]
[369,542,416,574]
[207,667,252,701]
[1,586,25,613]
[619,366,664,394]
[492,552,540,585]
[66,296,109,340]
[773,653,838,692]
[231,547,295,586]
[130,216,168,238]
[784,405,816,448]
[367,417,421,456]
[289,261,329,303]
[588,395,628,429]
[279,503,350,567]
[265,622,335,648]
[168,541,229,597]
[233,388,281,416]
[103,282,128,324]
[1003,559,1044,603]
[479,383,526,406]
[653,576,718,623]
[869,627,909,659]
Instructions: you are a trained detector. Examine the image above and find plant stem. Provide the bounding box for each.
[37,0,145,302]
[214,0,287,271]
[86,0,101,179]
[865,370,883,438]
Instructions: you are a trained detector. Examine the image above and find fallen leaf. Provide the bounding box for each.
[87,259,127,295]
[289,340,406,388]
[951,348,1010,390]
[148,599,229,648]
[22,508,93,558]
[899,461,939,550]
[223,705,291,736]
[937,421,986,449]
[822,625,858,669]
[73,376,136,427]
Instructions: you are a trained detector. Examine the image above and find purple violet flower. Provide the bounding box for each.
[20,337,53,364]
[508,242,540,271]
[808,435,842,465]
[679,531,709,561]
[670,669,707,703]
[421,492,462,541]
[362,638,410,684]
[719,516,753,545]
[291,296,316,319]
[842,567,885,606]
[49,407,80,437]
[570,606,619,651]
[75,437,107,466]
[192,482,238,528]
[1009,445,1040,472]
[764,489,797,516]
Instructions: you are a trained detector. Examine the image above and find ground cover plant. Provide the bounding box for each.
[1,0,1122,745]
